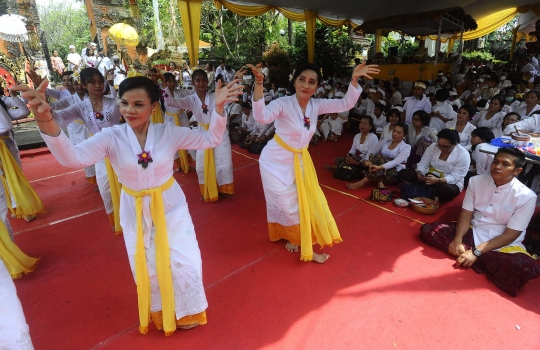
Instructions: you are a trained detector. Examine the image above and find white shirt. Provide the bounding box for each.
[407,125,438,146]
[252,84,363,185]
[459,89,477,102]
[471,110,505,133]
[261,67,270,83]
[113,63,127,86]
[403,96,432,124]
[463,175,536,251]
[430,102,455,132]
[370,113,387,130]
[95,56,112,77]
[381,123,396,142]
[241,111,256,132]
[416,143,470,191]
[0,96,30,133]
[390,91,402,107]
[446,120,476,151]
[504,114,540,134]
[370,139,411,171]
[226,103,243,125]
[66,52,82,71]
[501,101,520,113]
[471,143,493,175]
[348,133,379,160]
[83,54,97,68]
[215,65,225,77]
[513,104,540,119]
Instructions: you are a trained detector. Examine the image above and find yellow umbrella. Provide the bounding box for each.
[109,23,139,47]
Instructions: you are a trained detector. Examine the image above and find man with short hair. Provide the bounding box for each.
[402,81,431,124]
[81,42,91,57]
[215,59,226,77]
[95,48,112,77]
[67,45,82,71]
[420,148,540,296]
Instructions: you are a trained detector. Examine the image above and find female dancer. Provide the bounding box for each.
[15,76,242,336]
[246,62,379,263]
[164,69,235,202]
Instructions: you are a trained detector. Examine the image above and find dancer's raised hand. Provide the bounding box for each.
[351,62,380,81]
[214,79,244,115]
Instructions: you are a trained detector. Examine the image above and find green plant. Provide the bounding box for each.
[461,50,495,62]
[263,43,291,88]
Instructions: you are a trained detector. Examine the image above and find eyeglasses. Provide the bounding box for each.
[437,143,453,150]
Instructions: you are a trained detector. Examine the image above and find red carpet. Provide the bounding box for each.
[11,132,540,349]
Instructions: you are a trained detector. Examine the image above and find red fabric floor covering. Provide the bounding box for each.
[11,134,540,349]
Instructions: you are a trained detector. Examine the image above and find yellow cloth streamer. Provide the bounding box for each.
[273,134,342,261]
[166,111,190,174]
[122,177,177,336]
[105,158,123,234]
[151,106,165,124]
[199,123,218,202]
[0,220,39,279]
[0,137,45,218]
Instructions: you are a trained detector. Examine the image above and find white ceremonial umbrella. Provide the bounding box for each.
[0,11,28,42]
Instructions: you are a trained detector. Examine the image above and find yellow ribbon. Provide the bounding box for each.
[0,137,45,218]
[166,111,189,174]
[122,176,176,336]
[151,106,165,124]
[0,219,39,279]
[273,134,342,261]
[199,123,218,202]
[104,158,122,234]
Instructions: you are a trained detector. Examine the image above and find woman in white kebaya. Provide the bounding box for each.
[14,76,243,336]
[246,62,379,264]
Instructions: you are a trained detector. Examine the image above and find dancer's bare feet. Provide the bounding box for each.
[285,241,298,252]
[177,324,199,330]
[312,252,330,264]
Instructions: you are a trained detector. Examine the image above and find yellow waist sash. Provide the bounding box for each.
[151,106,164,124]
[200,123,218,202]
[166,111,189,174]
[104,158,122,234]
[273,134,342,261]
[0,219,39,279]
[0,136,45,218]
[122,176,176,336]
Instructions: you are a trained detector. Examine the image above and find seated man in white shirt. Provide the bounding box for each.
[402,81,432,124]
[420,147,540,296]
[318,112,348,142]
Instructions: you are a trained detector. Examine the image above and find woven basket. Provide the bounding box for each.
[410,197,439,215]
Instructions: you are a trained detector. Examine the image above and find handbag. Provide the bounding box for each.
[333,164,360,181]
[400,182,434,200]
[371,188,392,203]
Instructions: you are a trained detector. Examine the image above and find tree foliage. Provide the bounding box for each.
[288,22,360,77]
[200,2,287,66]
[263,43,290,88]
[37,0,91,59]
[133,0,184,49]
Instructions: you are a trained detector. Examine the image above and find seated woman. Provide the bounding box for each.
[501,90,520,113]
[471,96,506,134]
[319,112,347,142]
[406,110,438,169]
[495,112,520,138]
[346,123,411,190]
[446,104,476,151]
[398,129,470,203]
[503,109,540,136]
[513,90,540,118]
[230,102,255,144]
[470,127,496,176]
[419,148,540,296]
[380,108,401,141]
[324,115,378,172]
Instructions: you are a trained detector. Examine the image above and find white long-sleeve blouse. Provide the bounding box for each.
[370,139,411,171]
[416,143,471,191]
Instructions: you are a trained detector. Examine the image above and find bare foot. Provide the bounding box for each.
[346,177,369,190]
[377,181,386,189]
[285,241,298,253]
[177,324,199,330]
[24,215,36,222]
[312,252,330,264]
[174,168,181,173]
[324,164,337,171]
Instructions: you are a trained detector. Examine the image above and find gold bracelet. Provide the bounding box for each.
[36,116,54,122]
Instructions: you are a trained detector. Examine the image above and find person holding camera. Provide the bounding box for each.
[243,61,379,264]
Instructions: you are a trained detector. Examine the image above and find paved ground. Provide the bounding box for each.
[12,120,46,150]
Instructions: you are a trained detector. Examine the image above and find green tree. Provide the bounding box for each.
[37,0,91,60]
[133,0,184,49]
[288,22,360,77]
[263,43,290,88]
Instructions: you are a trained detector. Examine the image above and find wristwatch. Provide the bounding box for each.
[472,247,482,257]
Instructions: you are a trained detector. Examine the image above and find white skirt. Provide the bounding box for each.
[195,133,233,186]
[260,166,299,227]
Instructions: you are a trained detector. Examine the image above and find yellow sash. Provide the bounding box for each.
[166,111,189,174]
[104,158,122,235]
[199,123,218,202]
[123,177,176,336]
[0,137,45,218]
[151,106,164,124]
[0,220,39,279]
[274,134,342,261]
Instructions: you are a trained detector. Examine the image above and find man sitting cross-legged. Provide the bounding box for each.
[420,147,540,296]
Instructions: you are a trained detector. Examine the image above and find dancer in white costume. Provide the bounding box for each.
[245,62,379,263]
[48,68,121,232]
[164,69,234,202]
[15,76,243,336]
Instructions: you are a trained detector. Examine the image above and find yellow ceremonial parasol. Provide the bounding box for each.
[109,23,139,47]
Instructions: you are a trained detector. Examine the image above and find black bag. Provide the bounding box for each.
[248,141,266,154]
[333,165,360,181]
[400,182,434,200]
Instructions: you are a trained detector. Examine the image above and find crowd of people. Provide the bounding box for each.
[1,44,540,347]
